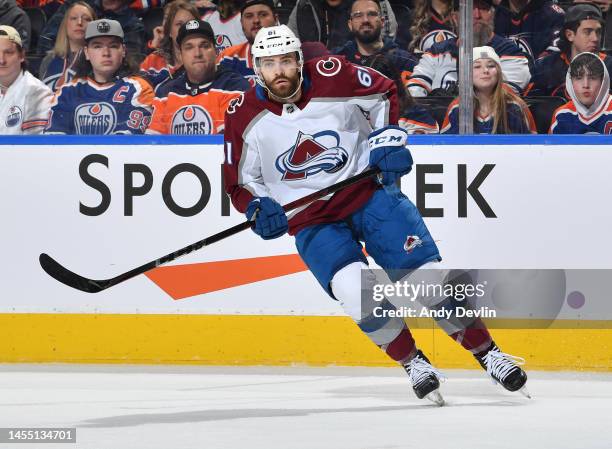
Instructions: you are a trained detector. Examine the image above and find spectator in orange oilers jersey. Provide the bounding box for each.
[146,19,249,135]
[216,0,278,87]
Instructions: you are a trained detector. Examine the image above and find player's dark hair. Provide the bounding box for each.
[159,0,200,66]
[364,54,414,111]
[569,52,604,80]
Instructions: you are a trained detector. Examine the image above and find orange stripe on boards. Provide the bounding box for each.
[146,254,308,300]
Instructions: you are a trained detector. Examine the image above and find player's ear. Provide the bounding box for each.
[121,44,126,59]
[565,28,575,43]
[83,45,90,61]
[274,14,279,25]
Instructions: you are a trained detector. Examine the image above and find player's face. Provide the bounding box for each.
[180,36,217,83]
[348,0,384,44]
[84,36,125,82]
[0,39,24,86]
[171,9,198,44]
[571,71,603,108]
[567,19,603,54]
[259,53,301,99]
[241,5,277,43]
[101,0,127,13]
[66,4,94,45]
[473,58,499,93]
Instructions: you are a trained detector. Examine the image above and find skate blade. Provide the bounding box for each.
[518,386,532,399]
[425,389,445,406]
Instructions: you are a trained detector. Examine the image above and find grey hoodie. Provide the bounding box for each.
[0,0,31,51]
[565,52,611,118]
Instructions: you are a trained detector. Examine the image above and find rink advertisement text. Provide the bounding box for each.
[78,153,497,218]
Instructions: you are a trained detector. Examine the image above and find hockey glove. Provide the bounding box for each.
[368,125,413,186]
[245,197,289,240]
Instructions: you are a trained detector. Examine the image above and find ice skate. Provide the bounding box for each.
[476,342,530,398]
[404,350,446,406]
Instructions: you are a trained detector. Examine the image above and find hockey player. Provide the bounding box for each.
[146,20,249,135]
[46,19,153,135]
[216,0,279,87]
[0,25,53,135]
[223,25,528,404]
[550,52,612,134]
[526,3,612,99]
[407,0,531,97]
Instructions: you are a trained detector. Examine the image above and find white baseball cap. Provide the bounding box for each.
[0,25,22,47]
[473,46,501,66]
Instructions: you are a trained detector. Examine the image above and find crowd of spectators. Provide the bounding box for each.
[1,0,611,135]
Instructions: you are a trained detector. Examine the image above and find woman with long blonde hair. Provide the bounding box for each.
[39,1,96,91]
[442,46,536,134]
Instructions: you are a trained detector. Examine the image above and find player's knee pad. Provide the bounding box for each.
[331,262,404,346]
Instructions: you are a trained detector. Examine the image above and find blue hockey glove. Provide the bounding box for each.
[368,126,413,186]
[245,197,289,240]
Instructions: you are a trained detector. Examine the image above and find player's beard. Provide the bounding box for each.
[354,24,382,45]
[266,72,301,100]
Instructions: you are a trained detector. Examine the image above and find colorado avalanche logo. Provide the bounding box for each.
[403,235,423,253]
[74,102,116,134]
[419,30,457,52]
[275,130,349,181]
[214,34,232,54]
[170,105,213,134]
[5,106,22,127]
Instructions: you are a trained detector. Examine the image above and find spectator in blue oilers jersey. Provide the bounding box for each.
[493,0,565,59]
[526,3,612,99]
[46,19,154,135]
[550,52,612,134]
[442,46,536,134]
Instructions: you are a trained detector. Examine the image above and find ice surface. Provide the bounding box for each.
[1,365,610,449]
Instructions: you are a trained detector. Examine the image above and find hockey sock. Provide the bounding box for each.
[449,317,493,355]
[382,325,417,363]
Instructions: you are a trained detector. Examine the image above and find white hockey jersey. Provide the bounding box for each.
[202,10,247,54]
[0,70,53,135]
[224,56,399,235]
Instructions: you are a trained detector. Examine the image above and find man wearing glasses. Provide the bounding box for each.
[333,0,417,77]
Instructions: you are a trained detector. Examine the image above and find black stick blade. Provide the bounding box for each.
[39,253,108,293]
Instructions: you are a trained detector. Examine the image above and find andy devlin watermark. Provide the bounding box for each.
[361,269,612,329]
[371,278,496,319]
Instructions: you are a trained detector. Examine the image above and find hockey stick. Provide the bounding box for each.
[39,167,381,293]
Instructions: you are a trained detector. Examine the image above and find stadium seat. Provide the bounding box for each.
[525,96,567,134]
[24,8,47,53]
[143,7,164,44]
[277,6,293,25]
[414,96,454,128]
[26,54,44,77]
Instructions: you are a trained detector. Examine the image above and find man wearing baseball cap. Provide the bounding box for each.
[147,19,249,135]
[0,25,53,134]
[527,3,612,98]
[46,19,154,135]
[216,0,279,86]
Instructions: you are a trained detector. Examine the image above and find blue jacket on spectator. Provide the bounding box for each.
[332,38,418,80]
